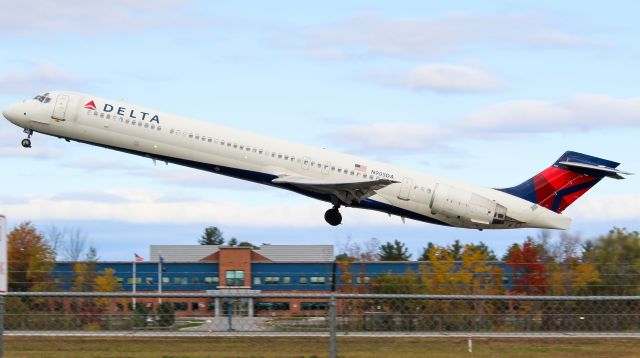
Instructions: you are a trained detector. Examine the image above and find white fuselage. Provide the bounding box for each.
[2,91,571,230]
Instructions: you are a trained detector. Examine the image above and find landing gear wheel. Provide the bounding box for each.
[324,207,342,226]
[21,138,31,148]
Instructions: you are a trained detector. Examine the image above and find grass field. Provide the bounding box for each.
[4,336,640,358]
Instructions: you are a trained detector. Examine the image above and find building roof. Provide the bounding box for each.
[149,244,334,262]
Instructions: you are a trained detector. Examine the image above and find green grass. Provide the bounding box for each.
[5,336,640,358]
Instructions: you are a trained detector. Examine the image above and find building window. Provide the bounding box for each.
[204,276,219,285]
[127,277,142,284]
[301,302,329,311]
[253,277,262,285]
[282,277,291,284]
[255,302,290,311]
[191,302,200,311]
[145,277,154,285]
[264,277,280,284]
[310,277,326,284]
[174,302,188,311]
[299,277,307,284]
[174,277,188,285]
[225,270,245,286]
[207,302,216,311]
[162,277,170,284]
[191,277,199,284]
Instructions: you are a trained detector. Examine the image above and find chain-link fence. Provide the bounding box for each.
[4,292,640,334]
[3,292,640,357]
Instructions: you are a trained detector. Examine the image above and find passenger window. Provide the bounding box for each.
[138,122,142,127]
[125,119,130,124]
[331,166,335,171]
[252,148,257,153]
[239,145,244,150]
[145,123,149,128]
[189,134,193,138]
[259,149,263,154]
[233,143,237,148]
[170,129,175,134]
[195,135,200,140]
[157,126,161,131]
[151,124,156,130]
[350,171,354,175]
[106,114,111,119]
[208,138,212,143]
[100,113,104,118]
[278,154,282,159]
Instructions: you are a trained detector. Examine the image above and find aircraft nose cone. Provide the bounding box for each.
[2,103,22,125]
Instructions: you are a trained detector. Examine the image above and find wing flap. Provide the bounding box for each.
[272,175,398,204]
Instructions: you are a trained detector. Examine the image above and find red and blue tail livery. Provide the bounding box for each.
[500,151,631,213]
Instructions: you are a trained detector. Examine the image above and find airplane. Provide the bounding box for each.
[2,91,632,230]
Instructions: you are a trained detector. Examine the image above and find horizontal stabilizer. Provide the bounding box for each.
[558,161,633,179]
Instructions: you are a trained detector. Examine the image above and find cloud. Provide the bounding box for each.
[461,94,640,134]
[565,194,640,222]
[325,94,640,154]
[1,189,412,227]
[0,0,194,37]
[326,122,453,154]
[367,64,502,93]
[298,12,597,60]
[0,61,82,95]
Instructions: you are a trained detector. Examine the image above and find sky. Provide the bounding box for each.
[0,1,639,260]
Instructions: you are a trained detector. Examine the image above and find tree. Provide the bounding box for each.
[8,222,56,292]
[94,268,122,310]
[228,238,238,247]
[63,228,88,261]
[378,240,411,261]
[238,241,258,249]
[505,237,546,295]
[157,302,175,327]
[337,237,380,261]
[199,226,225,245]
[583,228,640,295]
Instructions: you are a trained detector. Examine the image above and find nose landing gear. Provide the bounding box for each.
[21,129,33,148]
[324,205,342,226]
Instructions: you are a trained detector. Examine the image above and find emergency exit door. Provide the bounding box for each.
[397,177,412,201]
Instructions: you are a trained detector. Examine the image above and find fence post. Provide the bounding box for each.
[328,294,337,358]
[227,297,233,332]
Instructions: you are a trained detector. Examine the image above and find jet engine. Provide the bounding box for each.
[429,184,507,225]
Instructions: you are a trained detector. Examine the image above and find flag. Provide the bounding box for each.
[134,253,144,263]
[159,255,164,264]
[354,163,367,172]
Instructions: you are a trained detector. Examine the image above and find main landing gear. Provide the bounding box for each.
[21,129,33,148]
[324,205,342,226]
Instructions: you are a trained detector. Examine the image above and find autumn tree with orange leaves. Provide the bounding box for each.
[8,222,56,292]
[505,238,546,295]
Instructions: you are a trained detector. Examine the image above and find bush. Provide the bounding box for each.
[157,302,175,327]
[132,304,150,328]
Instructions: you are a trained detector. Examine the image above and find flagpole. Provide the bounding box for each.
[158,254,163,304]
[132,258,137,309]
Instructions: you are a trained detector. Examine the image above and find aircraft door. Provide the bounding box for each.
[52,94,69,121]
[397,177,412,201]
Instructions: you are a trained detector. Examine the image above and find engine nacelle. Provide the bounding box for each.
[429,184,507,225]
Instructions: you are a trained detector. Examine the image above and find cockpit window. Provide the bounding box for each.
[33,92,51,103]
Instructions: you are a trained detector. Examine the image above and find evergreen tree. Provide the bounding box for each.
[378,240,411,261]
[199,226,225,245]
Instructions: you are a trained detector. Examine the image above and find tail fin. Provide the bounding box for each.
[499,151,632,213]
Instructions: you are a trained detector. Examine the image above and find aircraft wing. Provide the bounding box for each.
[272,175,398,205]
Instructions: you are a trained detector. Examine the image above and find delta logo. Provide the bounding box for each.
[83,100,96,111]
[84,100,160,124]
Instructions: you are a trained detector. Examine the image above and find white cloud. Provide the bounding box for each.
[461,94,640,133]
[0,61,82,95]
[565,194,640,221]
[326,122,453,154]
[0,0,193,37]
[300,12,597,60]
[1,189,411,227]
[326,94,640,154]
[367,64,502,93]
